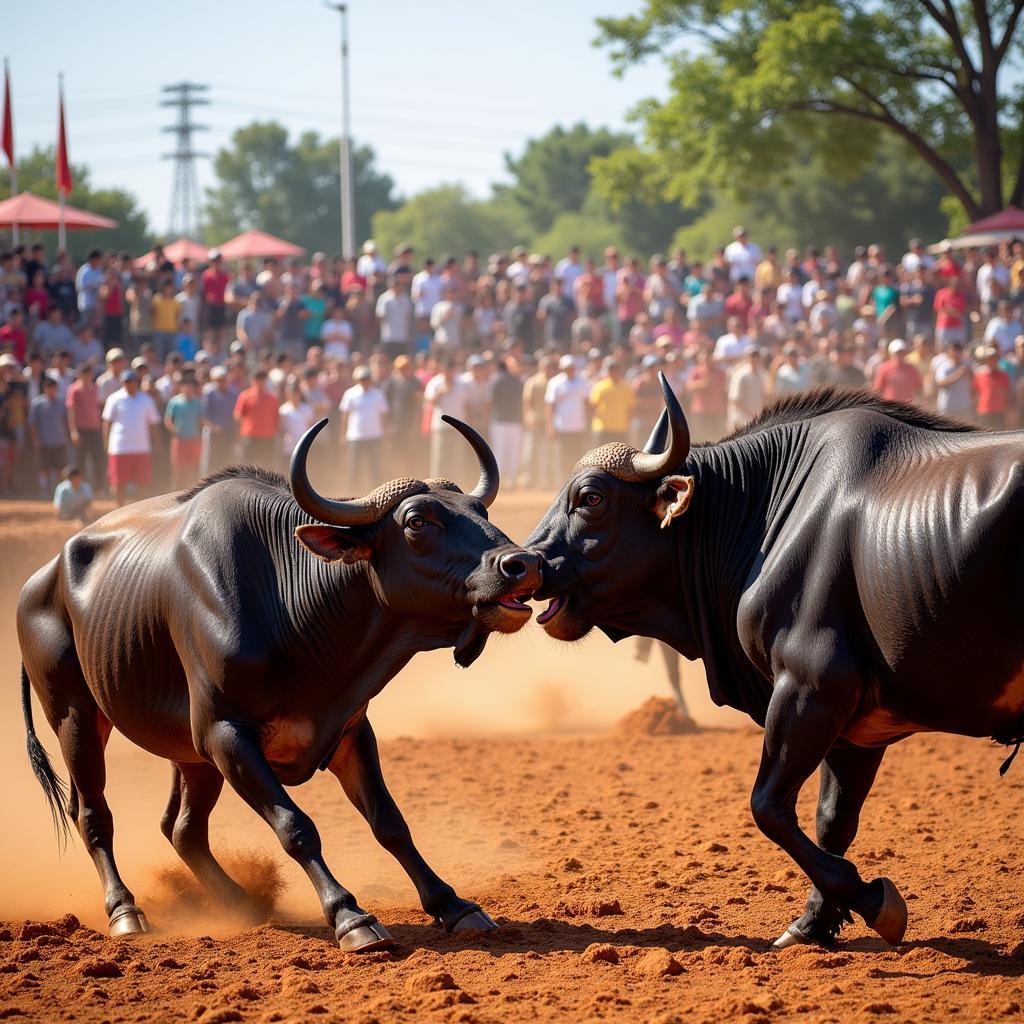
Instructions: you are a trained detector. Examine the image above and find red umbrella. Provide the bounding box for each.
[961,206,1024,236]
[134,237,210,269]
[0,190,117,231]
[217,229,304,261]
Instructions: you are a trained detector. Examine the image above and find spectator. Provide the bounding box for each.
[773,343,811,395]
[376,271,415,360]
[151,278,181,361]
[237,290,272,351]
[338,364,388,490]
[537,277,573,349]
[972,344,1011,428]
[727,347,767,432]
[934,275,968,347]
[102,369,160,506]
[99,267,125,348]
[66,362,104,493]
[75,249,104,325]
[983,299,1023,354]
[69,323,103,368]
[545,354,590,476]
[200,365,238,474]
[430,284,463,350]
[589,358,634,445]
[233,368,280,467]
[201,250,230,345]
[164,374,204,488]
[53,464,94,524]
[933,341,974,418]
[424,358,469,480]
[724,226,763,282]
[490,357,525,487]
[33,305,73,357]
[873,339,923,402]
[279,379,317,465]
[0,305,27,363]
[686,347,728,441]
[29,374,68,497]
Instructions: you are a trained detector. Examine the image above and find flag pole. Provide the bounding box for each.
[3,58,16,245]
[57,72,65,251]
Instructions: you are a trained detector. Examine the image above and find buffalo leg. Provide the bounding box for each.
[161,762,251,913]
[331,719,497,933]
[750,676,900,943]
[658,643,689,717]
[58,702,149,935]
[202,719,393,951]
[776,744,886,947]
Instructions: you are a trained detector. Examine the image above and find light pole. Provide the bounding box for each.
[326,2,355,258]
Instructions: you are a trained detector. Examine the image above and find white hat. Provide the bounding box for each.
[888,339,908,354]
[0,353,18,368]
[210,365,228,380]
[362,239,377,253]
[354,365,372,380]
[207,248,222,260]
[558,354,575,370]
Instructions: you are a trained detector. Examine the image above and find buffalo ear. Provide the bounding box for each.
[653,475,694,529]
[294,524,373,564]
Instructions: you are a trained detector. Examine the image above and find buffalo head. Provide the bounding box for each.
[291,416,540,667]
[525,373,694,644]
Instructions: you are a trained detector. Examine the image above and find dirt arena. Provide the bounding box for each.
[1,495,1022,1023]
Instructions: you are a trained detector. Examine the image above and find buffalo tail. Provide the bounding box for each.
[21,663,73,849]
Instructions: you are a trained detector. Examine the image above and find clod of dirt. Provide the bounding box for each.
[617,697,701,737]
[563,857,584,872]
[584,943,619,965]
[79,959,122,979]
[406,970,459,993]
[636,949,685,978]
[947,917,988,933]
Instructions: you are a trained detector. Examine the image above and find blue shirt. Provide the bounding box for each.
[165,394,202,440]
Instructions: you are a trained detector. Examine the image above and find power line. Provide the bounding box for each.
[161,81,210,237]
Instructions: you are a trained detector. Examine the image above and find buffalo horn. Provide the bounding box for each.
[290,418,426,526]
[440,415,500,508]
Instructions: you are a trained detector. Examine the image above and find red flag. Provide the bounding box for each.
[2,62,13,168]
[56,79,72,195]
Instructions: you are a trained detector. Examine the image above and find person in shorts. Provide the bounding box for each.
[102,369,160,506]
[28,373,69,497]
[164,373,203,488]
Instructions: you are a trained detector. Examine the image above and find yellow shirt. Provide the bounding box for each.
[590,378,634,433]
[755,259,780,290]
[151,293,182,333]
[1011,258,1024,292]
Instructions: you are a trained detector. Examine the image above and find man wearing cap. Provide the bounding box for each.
[972,344,1011,427]
[29,373,69,497]
[873,339,923,403]
[202,250,231,346]
[201,365,239,474]
[545,354,590,476]
[724,226,763,283]
[340,364,390,491]
[102,369,160,506]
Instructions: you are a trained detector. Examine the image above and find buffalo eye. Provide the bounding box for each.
[580,492,604,509]
[405,514,427,531]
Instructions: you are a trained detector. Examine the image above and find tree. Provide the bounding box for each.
[593,0,1024,222]
[498,123,632,233]
[371,184,525,263]
[204,121,399,253]
[0,146,152,255]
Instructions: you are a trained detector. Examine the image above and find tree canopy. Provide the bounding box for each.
[593,0,1024,221]
[204,121,399,254]
[0,146,152,255]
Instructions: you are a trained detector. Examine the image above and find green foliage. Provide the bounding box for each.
[204,121,399,253]
[593,0,1024,221]
[0,146,152,256]
[530,209,628,262]
[370,185,526,262]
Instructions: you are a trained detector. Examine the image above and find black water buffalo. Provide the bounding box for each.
[18,416,541,951]
[526,375,1024,949]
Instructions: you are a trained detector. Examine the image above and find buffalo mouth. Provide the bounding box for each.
[536,594,566,626]
[474,586,536,632]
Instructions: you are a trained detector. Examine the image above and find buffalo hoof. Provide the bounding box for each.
[452,909,498,933]
[772,924,811,950]
[108,904,151,937]
[865,877,907,946]
[336,916,395,953]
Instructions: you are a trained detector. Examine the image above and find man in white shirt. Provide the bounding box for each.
[545,354,591,476]
[976,249,1010,316]
[424,359,469,480]
[712,316,751,367]
[411,259,444,330]
[339,365,389,492]
[724,226,763,283]
[983,300,1024,354]
[900,237,934,275]
[356,239,386,281]
[554,246,584,307]
[776,268,806,323]
[727,347,767,432]
[102,369,160,506]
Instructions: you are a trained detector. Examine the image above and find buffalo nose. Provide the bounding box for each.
[499,550,540,583]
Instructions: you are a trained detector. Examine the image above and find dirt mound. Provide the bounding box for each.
[618,696,702,736]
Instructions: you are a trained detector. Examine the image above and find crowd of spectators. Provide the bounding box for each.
[2,227,1024,518]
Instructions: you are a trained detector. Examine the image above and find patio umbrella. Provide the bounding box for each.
[0,190,117,231]
[134,237,210,268]
[928,206,1024,253]
[217,229,304,261]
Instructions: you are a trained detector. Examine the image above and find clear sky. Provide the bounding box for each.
[6,0,670,235]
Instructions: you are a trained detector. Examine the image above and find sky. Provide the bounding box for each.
[6,0,671,236]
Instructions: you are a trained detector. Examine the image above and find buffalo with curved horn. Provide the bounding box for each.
[18,416,540,951]
[527,374,1024,950]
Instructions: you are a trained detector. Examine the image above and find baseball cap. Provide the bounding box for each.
[558,354,575,370]
[975,344,998,360]
[362,239,377,253]
[208,248,222,260]
[888,339,908,354]
[106,347,127,364]
[353,365,372,381]
[119,369,139,383]
[210,366,228,380]
[0,354,17,368]
[466,354,485,368]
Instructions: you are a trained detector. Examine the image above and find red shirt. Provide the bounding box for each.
[724,292,753,323]
[934,287,967,328]
[973,367,1011,415]
[874,359,922,402]
[103,279,124,317]
[66,379,101,431]
[25,287,49,318]
[234,386,280,439]
[341,270,367,294]
[686,364,727,415]
[0,325,26,363]
[202,267,230,305]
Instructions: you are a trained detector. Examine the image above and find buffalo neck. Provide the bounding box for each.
[668,423,812,722]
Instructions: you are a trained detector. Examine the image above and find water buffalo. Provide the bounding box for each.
[525,375,1024,949]
[19,416,541,951]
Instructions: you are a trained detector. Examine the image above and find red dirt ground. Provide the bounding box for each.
[2,499,1022,1023]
